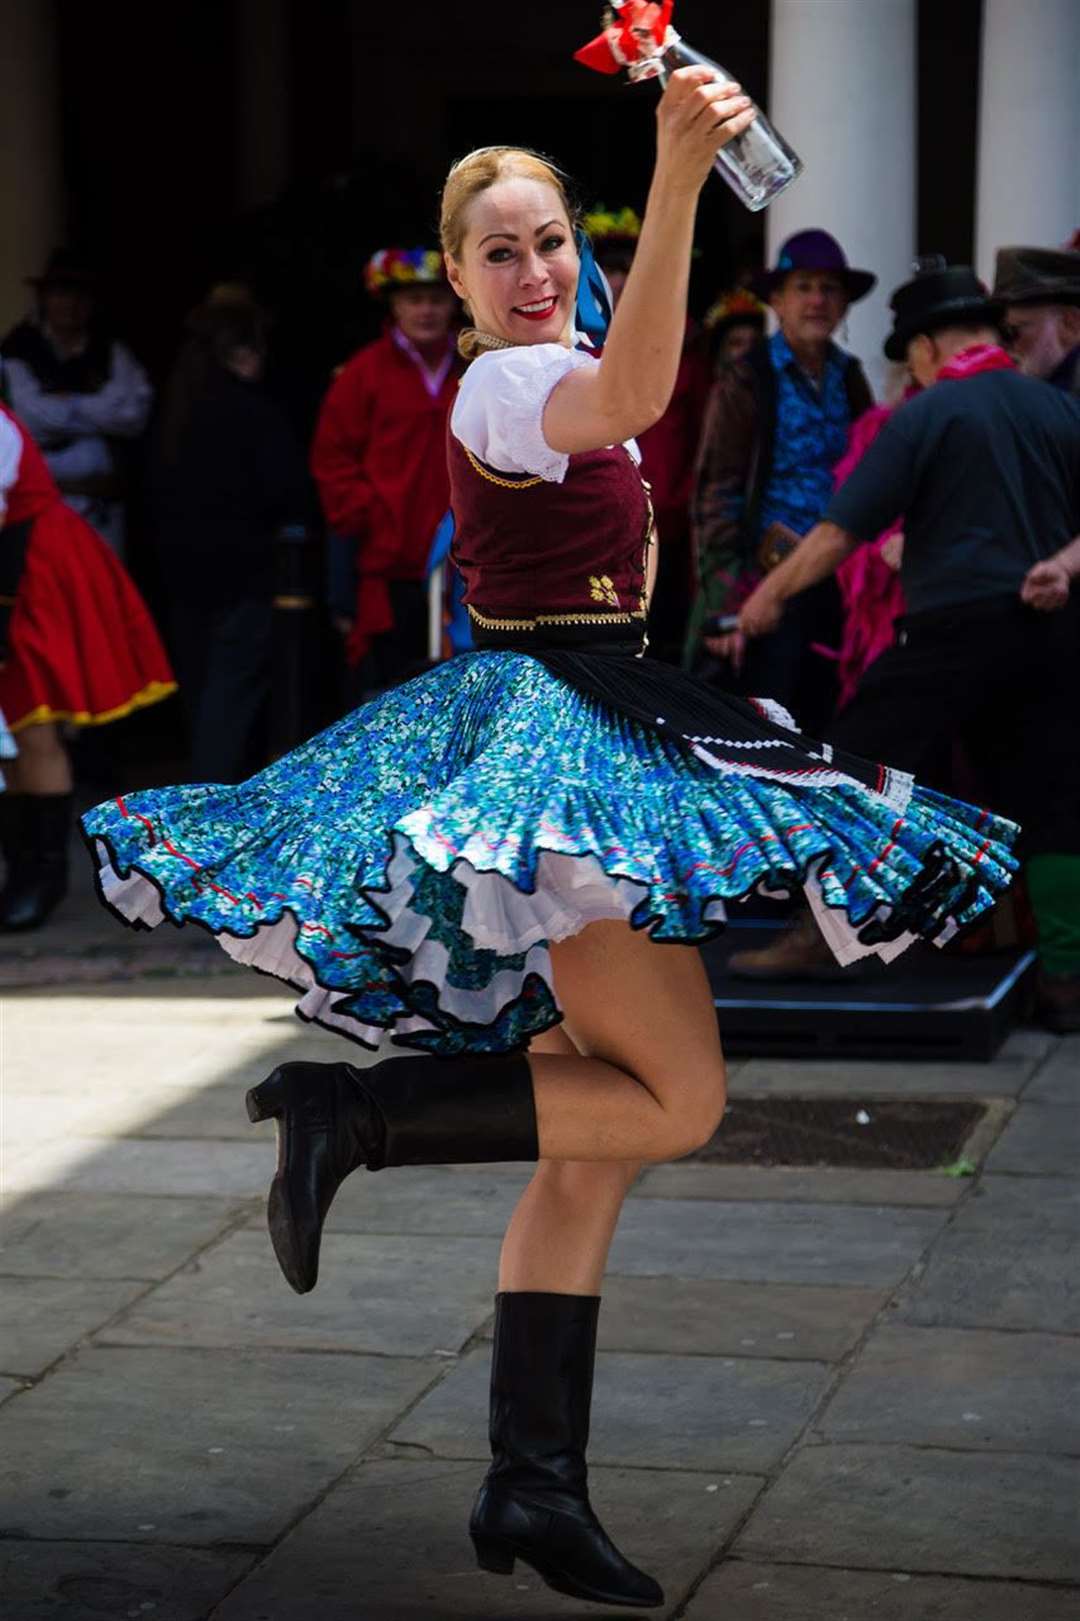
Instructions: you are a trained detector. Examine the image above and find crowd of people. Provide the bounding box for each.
[0,214,1078,1028]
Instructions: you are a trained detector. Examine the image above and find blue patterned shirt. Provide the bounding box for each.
[759,331,853,540]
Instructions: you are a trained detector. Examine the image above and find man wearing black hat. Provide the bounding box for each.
[0,250,152,558]
[687,229,875,734]
[733,262,1080,1028]
[993,243,1080,394]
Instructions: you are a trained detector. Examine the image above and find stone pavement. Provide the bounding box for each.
[1,874,1078,1619]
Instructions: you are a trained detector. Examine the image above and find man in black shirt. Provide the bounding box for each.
[732,264,1080,1029]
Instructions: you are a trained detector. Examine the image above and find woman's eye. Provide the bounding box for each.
[541,235,565,253]
[486,247,513,264]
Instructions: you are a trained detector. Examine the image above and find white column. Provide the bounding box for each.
[767,0,916,398]
[975,0,1080,284]
[0,0,63,333]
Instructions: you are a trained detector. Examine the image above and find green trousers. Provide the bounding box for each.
[1027,854,1080,976]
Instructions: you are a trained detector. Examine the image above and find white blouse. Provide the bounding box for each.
[450,343,641,485]
[0,413,23,527]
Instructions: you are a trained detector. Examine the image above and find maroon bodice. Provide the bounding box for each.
[447,430,653,645]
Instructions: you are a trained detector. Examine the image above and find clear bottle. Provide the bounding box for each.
[654,38,803,212]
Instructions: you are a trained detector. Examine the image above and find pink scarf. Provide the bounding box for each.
[937,342,1015,382]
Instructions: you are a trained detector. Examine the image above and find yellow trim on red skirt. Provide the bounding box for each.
[9,680,178,733]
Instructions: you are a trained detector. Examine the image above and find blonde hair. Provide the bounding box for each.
[440,146,576,260]
[439,147,578,359]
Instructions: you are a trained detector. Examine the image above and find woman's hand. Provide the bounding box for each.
[654,67,756,195]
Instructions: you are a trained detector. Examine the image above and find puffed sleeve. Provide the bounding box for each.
[450,344,598,483]
[0,412,23,526]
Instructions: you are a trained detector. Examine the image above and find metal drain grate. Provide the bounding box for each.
[694,1097,985,1170]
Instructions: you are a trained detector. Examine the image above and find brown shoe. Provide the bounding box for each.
[1035,970,1080,1034]
[727,912,853,983]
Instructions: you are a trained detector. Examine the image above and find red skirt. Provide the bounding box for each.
[0,501,176,731]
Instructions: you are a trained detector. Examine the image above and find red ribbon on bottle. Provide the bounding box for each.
[573,1,674,75]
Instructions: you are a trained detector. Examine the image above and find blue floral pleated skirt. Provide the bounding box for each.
[82,651,1019,1054]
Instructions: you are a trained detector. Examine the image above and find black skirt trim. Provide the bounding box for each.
[528,649,912,810]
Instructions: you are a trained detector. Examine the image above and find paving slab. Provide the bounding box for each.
[392,1345,830,1473]
[897,1175,1080,1332]
[635,1163,963,1207]
[1024,1035,1079,1103]
[0,1344,437,1544]
[0,1539,254,1621]
[213,1455,763,1620]
[736,1443,1080,1581]
[0,1277,145,1378]
[0,1191,244,1280]
[480,1277,886,1363]
[102,1229,503,1358]
[285,1164,534,1237]
[689,1561,1080,1620]
[3,1135,274,1198]
[36,1082,277,1142]
[734,1056,1033,1099]
[820,1322,1080,1453]
[996,1028,1058,1064]
[606,1197,946,1288]
[985,1103,1080,1176]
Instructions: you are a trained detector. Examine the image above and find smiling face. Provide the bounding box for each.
[770,271,848,349]
[445,176,579,347]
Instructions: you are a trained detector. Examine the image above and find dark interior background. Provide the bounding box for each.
[54,0,983,391]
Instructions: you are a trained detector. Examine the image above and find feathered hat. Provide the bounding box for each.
[364,247,447,297]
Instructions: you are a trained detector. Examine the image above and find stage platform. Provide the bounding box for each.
[703,922,1036,1062]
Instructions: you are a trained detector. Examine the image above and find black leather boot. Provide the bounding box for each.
[245,1053,538,1293]
[0,792,72,932]
[0,793,28,880]
[470,1292,663,1609]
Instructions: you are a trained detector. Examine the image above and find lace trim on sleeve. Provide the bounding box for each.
[451,344,597,484]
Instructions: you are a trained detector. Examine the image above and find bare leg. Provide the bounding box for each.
[500,1025,641,1294]
[6,722,73,794]
[525,920,726,1166]
[500,921,726,1292]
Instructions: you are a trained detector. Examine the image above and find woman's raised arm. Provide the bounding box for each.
[542,68,755,455]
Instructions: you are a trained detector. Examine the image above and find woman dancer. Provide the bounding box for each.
[83,70,1017,1609]
[0,401,174,930]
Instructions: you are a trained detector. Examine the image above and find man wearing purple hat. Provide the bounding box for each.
[687,228,875,734]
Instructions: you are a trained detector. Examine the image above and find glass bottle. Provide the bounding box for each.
[653,38,803,212]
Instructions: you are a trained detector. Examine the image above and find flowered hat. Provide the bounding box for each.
[582,206,642,247]
[363,247,447,297]
[583,207,642,277]
[704,288,768,335]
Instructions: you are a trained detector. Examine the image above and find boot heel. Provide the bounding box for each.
[246,1072,286,1123]
[471,1533,515,1575]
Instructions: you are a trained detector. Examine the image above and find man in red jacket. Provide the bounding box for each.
[311,248,462,690]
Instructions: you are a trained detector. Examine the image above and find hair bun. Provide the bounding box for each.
[457,327,516,362]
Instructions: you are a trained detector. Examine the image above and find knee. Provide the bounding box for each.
[532,1158,642,1203]
[654,1057,728,1162]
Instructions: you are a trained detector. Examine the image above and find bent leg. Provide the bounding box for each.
[501,1023,641,1294]
[527,919,726,1165]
